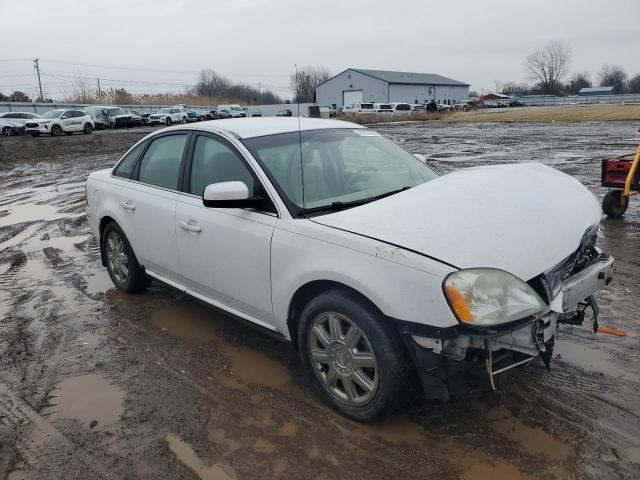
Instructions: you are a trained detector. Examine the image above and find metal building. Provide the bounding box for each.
[577,86,614,96]
[315,68,470,108]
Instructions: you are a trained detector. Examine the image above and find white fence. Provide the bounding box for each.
[0,102,316,117]
[514,94,640,106]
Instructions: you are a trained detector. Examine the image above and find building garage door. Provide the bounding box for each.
[343,90,363,106]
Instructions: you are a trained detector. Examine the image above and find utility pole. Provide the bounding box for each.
[33,58,44,102]
[257,81,261,99]
[97,78,102,100]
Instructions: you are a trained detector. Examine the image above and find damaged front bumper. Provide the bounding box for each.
[399,253,614,401]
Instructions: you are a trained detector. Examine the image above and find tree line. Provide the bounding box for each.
[498,41,640,97]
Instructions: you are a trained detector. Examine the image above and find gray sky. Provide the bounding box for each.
[1,0,638,100]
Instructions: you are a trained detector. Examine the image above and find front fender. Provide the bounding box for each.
[270,221,458,339]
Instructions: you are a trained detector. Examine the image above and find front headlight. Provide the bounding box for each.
[443,268,546,327]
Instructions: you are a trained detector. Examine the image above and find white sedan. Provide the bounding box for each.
[0,111,40,125]
[85,118,613,420]
[24,109,94,136]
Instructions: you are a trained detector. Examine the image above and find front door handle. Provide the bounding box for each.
[121,200,136,211]
[179,220,202,233]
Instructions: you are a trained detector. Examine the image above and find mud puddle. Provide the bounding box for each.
[149,301,292,390]
[46,374,125,428]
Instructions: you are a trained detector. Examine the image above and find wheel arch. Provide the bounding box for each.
[287,280,385,349]
[98,216,117,266]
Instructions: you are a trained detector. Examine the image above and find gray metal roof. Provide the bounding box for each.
[578,86,614,93]
[352,68,469,86]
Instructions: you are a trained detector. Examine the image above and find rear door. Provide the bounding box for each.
[126,132,190,281]
[175,133,278,327]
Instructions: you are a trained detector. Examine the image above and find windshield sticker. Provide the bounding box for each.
[353,129,380,137]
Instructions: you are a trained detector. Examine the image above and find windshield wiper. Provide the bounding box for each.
[298,186,412,216]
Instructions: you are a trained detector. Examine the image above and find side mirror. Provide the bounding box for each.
[203,181,255,208]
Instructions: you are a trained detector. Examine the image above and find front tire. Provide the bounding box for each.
[165,117,172,126]
[102,222,148,293]
[51,124,62,137]
[84,123,93,134]
[603,190,629,218]
[298,290,410,421]
[2,126,14,136]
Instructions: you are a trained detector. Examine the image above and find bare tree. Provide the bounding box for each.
[193,69,281,104]
[290,65,331,103]
[598,64,628,94]
[525,41,571,95]
[567,71,592,94]
[629,74,640,94]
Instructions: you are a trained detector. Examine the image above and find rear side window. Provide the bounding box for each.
[138,134,188,189]
[114,142,146,179]
[190,135,255,196]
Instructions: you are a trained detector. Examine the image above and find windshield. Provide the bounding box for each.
[231,106,244,111]
[106,108,125,116]
[41,110,64,119]
[360,104,374,109]
[159,108,172,113]
[243,128,438,214]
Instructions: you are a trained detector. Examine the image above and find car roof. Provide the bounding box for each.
[166,117,365,139]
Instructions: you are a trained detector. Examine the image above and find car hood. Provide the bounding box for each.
[312,163,602,280]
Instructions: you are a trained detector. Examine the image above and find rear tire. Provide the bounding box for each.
[603,190,628,218]
[298,290,411,421]
[51,124,62,137]
[102,222,148,293]
[84,123,93,134]
[2,126,14,136]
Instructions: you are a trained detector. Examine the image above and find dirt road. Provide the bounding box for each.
[1,124,639,480]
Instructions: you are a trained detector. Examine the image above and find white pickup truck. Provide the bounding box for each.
[85,118,614,421]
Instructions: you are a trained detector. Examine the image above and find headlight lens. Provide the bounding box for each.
[444,268,546,327]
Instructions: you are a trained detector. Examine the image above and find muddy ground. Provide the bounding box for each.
[0,123,639,480]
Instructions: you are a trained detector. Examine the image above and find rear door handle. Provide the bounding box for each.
[121,200,135,211]
[179,220,202,233]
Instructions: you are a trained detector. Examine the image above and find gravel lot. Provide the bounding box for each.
[0,123,639,480]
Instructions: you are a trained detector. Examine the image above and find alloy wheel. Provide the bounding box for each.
[308,312,378,406]
[106,231,129,285]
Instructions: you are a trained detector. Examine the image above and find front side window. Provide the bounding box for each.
[190,136,255,196]
[244,129,437,213]
[114,141,146,179]
[137,134,188,190]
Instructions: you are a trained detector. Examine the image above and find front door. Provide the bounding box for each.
[176,133,277,327]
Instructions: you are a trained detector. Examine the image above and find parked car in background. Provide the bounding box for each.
[328,106,337,117]
[276,109,292,117]
[131,110,151,126]
[411,104,426,112]
[218,105,246,118]
[84,106,133,129]
[344,103,376,114]
[251,111,263,117]
[436,103,453,111]
[0,118,25,136]
[208,109,221,120]
[129,111,144,127]
[389,103,412,114]
[86,117,613,421]
[375,104,394,113]
[217,108,234,119]
[0,111,40,125]
[186,110,200,123]
[509,100,524,107]
[24,109,93,136]
[148,108,187,126]
[483,101,499,108]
